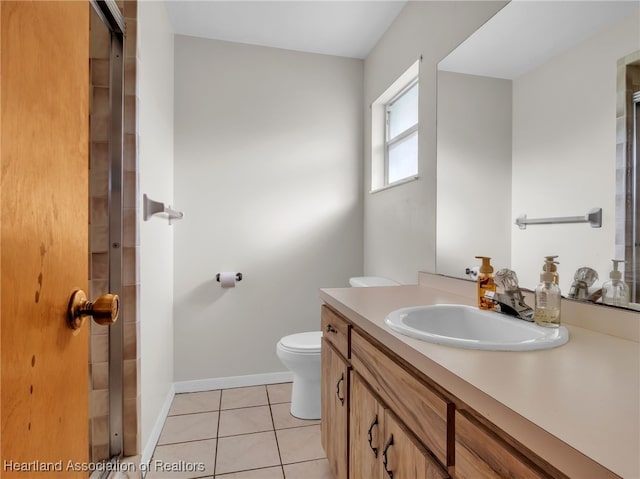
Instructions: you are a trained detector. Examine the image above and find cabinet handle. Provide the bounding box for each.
[382,434,394,479]
[367,415,379,458]
[326,324,337,333]
[336,373,345,405]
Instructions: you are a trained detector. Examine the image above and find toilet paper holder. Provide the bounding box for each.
[216,273,243,282]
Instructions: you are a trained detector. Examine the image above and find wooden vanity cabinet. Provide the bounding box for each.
[321,338,349,479]
[321,305,562,479]
[350,372,449,479]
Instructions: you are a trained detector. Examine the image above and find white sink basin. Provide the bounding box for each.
[385,304,569,351]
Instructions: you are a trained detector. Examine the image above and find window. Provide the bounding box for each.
[385,80,418,185]
[370,59,420,192]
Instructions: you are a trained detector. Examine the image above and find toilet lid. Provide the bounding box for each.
[279,331,322,353]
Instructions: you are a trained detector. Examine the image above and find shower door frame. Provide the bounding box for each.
[633,92,639,303]
[91,0,125,459]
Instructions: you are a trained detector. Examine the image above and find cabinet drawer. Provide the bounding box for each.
[351,329,452,468]
[455,410,551,479]
[321,306,350,359]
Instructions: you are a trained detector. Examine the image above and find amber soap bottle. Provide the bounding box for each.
[475,256,497,311]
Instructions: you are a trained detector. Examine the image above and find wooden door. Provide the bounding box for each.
[382,412,449,479]
[321,339,349,479]
[1,1,91,476]
[349,372,383,479]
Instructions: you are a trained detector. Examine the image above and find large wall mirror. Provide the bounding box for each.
[436,0,640,310]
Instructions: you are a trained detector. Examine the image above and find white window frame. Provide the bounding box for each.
[384,79,419,186]
[370,59,420,193]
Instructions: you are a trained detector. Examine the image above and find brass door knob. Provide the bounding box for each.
[67,289,119,330]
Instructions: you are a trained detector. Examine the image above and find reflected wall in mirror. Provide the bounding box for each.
[436,1,640,310]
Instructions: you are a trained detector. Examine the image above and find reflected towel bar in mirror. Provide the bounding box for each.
[143,193,184,224]
[515,208,602,230]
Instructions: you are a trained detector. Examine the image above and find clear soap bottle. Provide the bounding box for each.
[535,259,561,328]
[601,260,629,307]
[475,256,496,311]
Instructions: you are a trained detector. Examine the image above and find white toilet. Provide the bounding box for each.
[276,331,322,419]
[276,276,399,420]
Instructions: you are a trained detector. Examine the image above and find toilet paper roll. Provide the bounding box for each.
[219,272,237,288]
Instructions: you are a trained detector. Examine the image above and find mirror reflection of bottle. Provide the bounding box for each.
[602,260,629,307]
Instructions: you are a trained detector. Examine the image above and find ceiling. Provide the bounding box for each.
[438,0,640,80]
[165,1,407,59]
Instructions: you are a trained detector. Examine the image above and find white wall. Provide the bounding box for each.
[173,36,363,381]
[511,12,639,292]
[436,72,512,277]
[137,0,175,451]
[363,1,507,284]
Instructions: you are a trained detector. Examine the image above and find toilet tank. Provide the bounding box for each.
[349,276,400,287]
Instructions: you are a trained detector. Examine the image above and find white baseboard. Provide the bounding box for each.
[140,383,176,476]
[174,371,293,394]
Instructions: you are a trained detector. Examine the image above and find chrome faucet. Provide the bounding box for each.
[568,267,599,300]
[491,269,535,321]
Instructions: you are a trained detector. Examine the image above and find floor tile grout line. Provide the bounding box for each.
[168,409,220,417]
[266,386,287,478]
[211,458,331,479]
[213,386,223,476]
[217,427,275,439]
[159,423,318,447]
[219,404,270,411]
[282,457,329,466]
[156,436,217,447]
[155,409,219,448]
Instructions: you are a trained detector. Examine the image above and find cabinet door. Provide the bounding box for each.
[351,330,451,467]
[382,411,449,479]
[321,339,349,479]
[350,372,384,479]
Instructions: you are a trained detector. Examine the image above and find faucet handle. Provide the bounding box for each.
[495,269,523,300]
[573,267,599,286]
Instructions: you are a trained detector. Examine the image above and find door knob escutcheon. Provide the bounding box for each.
[67,289,119,330]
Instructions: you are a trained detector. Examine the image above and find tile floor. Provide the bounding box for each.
[145,383,334,479]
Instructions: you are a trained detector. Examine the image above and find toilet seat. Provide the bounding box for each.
[278,331,322,354]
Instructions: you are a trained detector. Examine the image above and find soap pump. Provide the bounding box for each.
[475,256,496,311]
[543,255,559,285]
[534,258,561,328]
[601,260,630,307]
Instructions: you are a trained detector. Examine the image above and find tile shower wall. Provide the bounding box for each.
[89,0,139,462]
[89,5,112,461]
[616,51,640,300]
[122,0,140,459]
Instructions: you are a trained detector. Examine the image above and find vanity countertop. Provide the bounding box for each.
[319,283,639,479]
